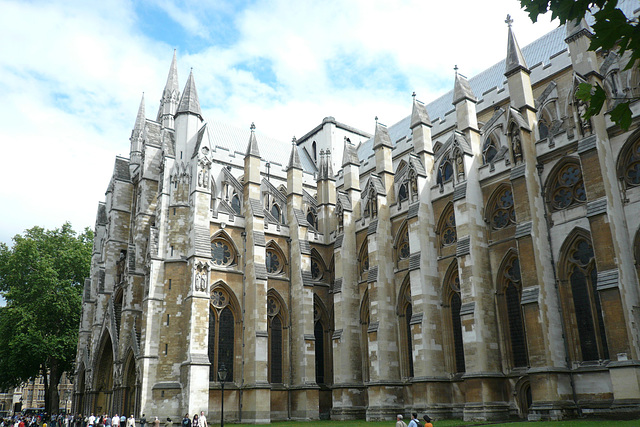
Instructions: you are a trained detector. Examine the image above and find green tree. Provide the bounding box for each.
[519,0,639,130]
[0,223,93,414]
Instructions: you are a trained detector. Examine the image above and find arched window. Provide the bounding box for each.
[231,193,241,215]
[360,292,370,383]
[617,134,640,188]
[487,186,516,230]
[445,264,465,374]
[483,133,499,164]
[313,297,330,385]
[538,118,549,140]
[210,233,237,267]
[359,241,369,280]
[209,285,237,382]
[271,204,281,223]
[312,141,317,162]
[561,235,609,361]
[266,242,286,275]
[498,255,528,369]
[306,207,318,230]
[437,154,454,186]
[396,224,410,261]
[398,278,414,378]
[438,204,457,247]
[267,294,285,384]
[310,251,325,281]
[398,182,409,203]
[547,160,587,211]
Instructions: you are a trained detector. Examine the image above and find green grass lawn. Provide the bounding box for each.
[228,419,640,427]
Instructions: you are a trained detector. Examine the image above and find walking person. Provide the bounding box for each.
[152,418,159,427]
[396,414,407,427]
[197,413,205,427]
[408,413,420,427]
[138,416,145,427]
[180,415,189,427]
[126,416,135,427]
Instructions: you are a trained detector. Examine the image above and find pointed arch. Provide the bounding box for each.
[482,129,501,165]
[545,158,587,212]
[360,290,371,383]
[209,281,241,382]
[211,229,239,267]
[265,240,287,276]
[93,330,115,413]
[394,220,411,265]
[485,184,516,231]
[437,202,457,249]
[358,240,369,280]
[310,248,327,282]
[496,249,528,369]
[616,127,640,188]
[397,274,414,378]
[268,289,287,384]
[558,228,609,362]
[122,349,139,417]
[443,260,465,374]
[314,294,331,385]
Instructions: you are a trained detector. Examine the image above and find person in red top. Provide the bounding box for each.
[19,418,26,427]
[422,415,433,427]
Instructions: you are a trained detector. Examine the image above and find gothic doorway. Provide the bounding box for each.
[75,365,86,415]
[93,334,114,414]
[123,352,138,417]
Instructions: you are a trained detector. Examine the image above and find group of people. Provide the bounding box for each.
[85,414,136,427]
[179,411,207,427]
[396,413,433,427]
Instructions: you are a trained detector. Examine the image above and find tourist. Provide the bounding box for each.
[197,413,205,427]
[126,416,135,427]
[152,417,159,427]
[395,414,406,427]
[111,415,119,427]
[408,413,420,427]
[180,414,189,427]
[163,419,172,427]
[422,415,433,427]
[190,415,196,427]
[138,415,145,427]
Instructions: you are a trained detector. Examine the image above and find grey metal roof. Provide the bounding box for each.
[176,70,202,119]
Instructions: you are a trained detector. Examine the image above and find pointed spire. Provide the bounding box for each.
[565,17,593,43]
[504,15,529,77]
[176,68,202,120]
[165,50,180,96]
[326,149,334,180]
[410,93,431,129]
[452,70,477,105]
[288,137,302,170]
[133,93,145,135]
[245,122,260,157]
[318,149,326,179]
[373,121,393,149]
[342,136,360,167]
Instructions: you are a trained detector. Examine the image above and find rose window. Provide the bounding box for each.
[211,288,229,309]
[491,189,516,230]
[441,211,457,246]
[211,240,233,266]
[266,249,281,274]
[550,163,586,210]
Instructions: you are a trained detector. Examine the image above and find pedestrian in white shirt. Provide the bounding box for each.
[197,413,206,427]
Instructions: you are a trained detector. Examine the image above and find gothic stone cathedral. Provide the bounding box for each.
[74,7,640,423]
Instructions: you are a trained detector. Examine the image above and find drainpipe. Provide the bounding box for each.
[536,163,582,417]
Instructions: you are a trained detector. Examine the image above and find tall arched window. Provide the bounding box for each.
[617,134,640,188]
[547,160,587,211]
[209,285,237,382]
[562,235,609,361]
[306,207,318,230]
[487,186,516,230]
[360,292,370,383]
[398,279,414,378]
[359,241,369,280]
[446,264,465,374]
[231,193,241,215]
[396,224,410,262]
[483,133,499,164]
[267,294,284,384]
[498,255,528,369]
[438,204,457,248]
[437,154,454,186]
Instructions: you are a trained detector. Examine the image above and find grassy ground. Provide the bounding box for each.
[229,419,640,427]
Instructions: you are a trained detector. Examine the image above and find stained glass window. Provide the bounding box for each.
[483,135,498,164]
[503,257,528,368]
[440,206,457,247]
[270,316,283,383]
[398,182,409,202]
[550,162,587,211]
[218,307,234,380]
[208,308,216,381]
[311,258,322,280]
[451,291,465,374]
[266,249,282,274]
[620,137,640,187]
[405,303,414,377]
[398,228,410,260]
[211,239,234,266]
[314,321,325,384]
[437,156,454,185]
[491,188,516,230]
[231,194,241,215]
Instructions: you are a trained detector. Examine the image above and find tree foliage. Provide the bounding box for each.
[519,0,639,130]
[0,223,93,414]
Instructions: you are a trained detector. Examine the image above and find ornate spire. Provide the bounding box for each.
[287,137,302,170]
[176,68,202,120]
[342,136,360,167]
[157,50,180,122]
[132,93,145,139]
[326,149,334,180]
[505,15,530,77]
[410,93,431,129]
[452,70,477,104]
[373,120,392,149]
[245,122,260,157]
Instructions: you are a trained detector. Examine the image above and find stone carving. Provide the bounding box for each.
[511,129,523,164]
[194,261,210,292]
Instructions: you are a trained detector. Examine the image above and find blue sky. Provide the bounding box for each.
[0,0,559,250]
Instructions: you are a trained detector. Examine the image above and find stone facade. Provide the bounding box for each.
[74,8,640,423]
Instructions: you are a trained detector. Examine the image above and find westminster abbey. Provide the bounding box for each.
[74,3,640,422]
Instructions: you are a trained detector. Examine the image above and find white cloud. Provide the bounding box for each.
[0,0,559,245]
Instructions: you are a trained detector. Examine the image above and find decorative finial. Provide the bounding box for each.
[292,136,297,144]
[375,116,379,123]
[505,14,513,28]
[412,91,416,99]
[250,122,255,131]
[454,64,459,74]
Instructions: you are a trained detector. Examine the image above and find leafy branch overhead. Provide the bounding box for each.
[519,0,639,130]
